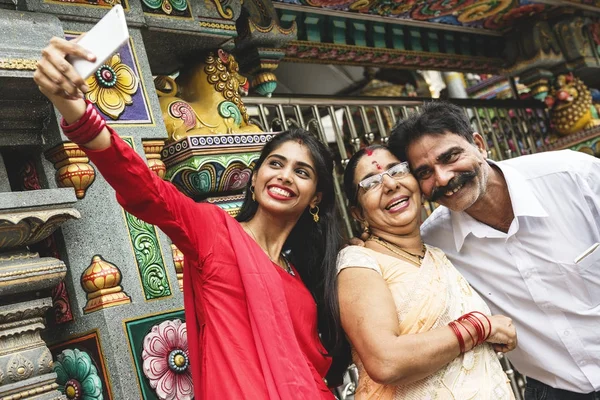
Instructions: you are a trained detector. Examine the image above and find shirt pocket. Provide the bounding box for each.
[562,243,600,307]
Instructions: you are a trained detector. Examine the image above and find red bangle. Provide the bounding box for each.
[60,101,93,133]
[469,311,492,341]
[461,315,483,344]
[458,312,492,346]
[462,312,489,344]
[456,320,475,350]
[448,321,465,353]
[60,100,106,145]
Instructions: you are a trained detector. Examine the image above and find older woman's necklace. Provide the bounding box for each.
[368,235,426,266]
[245,224,295,276]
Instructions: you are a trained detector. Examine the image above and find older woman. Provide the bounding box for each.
[338,144,517,399]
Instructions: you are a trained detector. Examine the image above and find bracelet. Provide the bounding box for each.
[60,101,93,134]
[60,100,106,145]
[460,314,485,346]
[468,311,492,341]
[455,311,492,349]
[448,321,465,353]
[456,320,475,350]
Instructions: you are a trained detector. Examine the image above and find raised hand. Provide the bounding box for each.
[34,37,94,101]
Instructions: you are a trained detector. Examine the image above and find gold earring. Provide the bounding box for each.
[362,222,370,235]
[310,206,320,223]
[250,186,255,201]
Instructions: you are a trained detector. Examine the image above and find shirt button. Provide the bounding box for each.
[524,271,532,278]
[564,330,570,336]
[323,378,328,386]
[578,360,587,366]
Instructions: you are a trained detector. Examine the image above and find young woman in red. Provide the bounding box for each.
[34,37,350,399]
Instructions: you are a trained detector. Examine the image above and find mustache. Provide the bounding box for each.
[428,170,477,203]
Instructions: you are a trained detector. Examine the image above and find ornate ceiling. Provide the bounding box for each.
[273,0,599,32]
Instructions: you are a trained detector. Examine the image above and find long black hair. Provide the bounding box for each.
[236,128,351,385]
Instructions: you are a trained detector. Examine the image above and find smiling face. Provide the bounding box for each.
[353,148,421,236]
[252,140,321,218]
[407,131,489,212]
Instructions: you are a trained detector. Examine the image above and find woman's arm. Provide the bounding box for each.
[34,38,203,258]
[338,267,516,386]
[338,267,464,386]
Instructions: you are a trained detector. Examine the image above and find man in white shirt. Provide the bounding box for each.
[388,101,600,400]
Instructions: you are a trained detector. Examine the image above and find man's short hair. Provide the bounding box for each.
[388,101,475,161]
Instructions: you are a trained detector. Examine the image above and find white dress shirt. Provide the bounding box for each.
[421,149,600,392]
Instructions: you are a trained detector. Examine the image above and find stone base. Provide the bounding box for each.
[0,373,64,400]
[0,299,64,400]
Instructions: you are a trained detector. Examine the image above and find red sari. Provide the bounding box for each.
[85,128,334,399]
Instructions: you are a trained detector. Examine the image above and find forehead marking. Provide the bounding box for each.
[372,160,382,170]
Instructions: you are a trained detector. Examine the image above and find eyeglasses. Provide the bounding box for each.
[356,162,410,197]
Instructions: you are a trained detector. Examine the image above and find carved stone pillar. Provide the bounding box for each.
[0,298,61,400]
[0,189,80,400]
[234,0,297,97]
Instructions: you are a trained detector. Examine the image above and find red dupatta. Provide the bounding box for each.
[184,215,321,399]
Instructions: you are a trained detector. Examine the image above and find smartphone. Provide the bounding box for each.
[67,5,129,80]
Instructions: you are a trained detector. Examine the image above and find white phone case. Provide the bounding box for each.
[67,5,129,80]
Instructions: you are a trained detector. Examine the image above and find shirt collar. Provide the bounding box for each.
[450,158,549,252]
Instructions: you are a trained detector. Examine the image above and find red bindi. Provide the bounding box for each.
[372,161,382,170]
[365,149,373,156]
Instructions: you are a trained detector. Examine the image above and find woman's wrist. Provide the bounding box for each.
[449,312,491,353]
[51,95,87,124]
[59,99,107,145]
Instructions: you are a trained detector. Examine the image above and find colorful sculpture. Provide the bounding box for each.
[45,143,96,200]
[142,319,193,400]
[54,349,104,400]
[81,255,131,314]
[155,50,261,142]
[545,73,600,135]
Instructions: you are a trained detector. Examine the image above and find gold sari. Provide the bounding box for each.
[337,245,514,400]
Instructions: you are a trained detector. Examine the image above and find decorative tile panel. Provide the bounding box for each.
[49,331,113,400]
[124,310,186,400]
[122,137,172,301]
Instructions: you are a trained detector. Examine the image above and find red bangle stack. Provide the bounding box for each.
[448,311,492,353]
[60,100,106,145]
[448,321,466,353]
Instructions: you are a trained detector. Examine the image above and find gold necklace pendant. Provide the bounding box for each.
[368,235,426,266]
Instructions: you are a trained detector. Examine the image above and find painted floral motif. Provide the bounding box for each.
[142,0,188,15]
[54,349,103,400]
[280,0,549,30]
[142,319,193,400]
[85,53,139,120]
